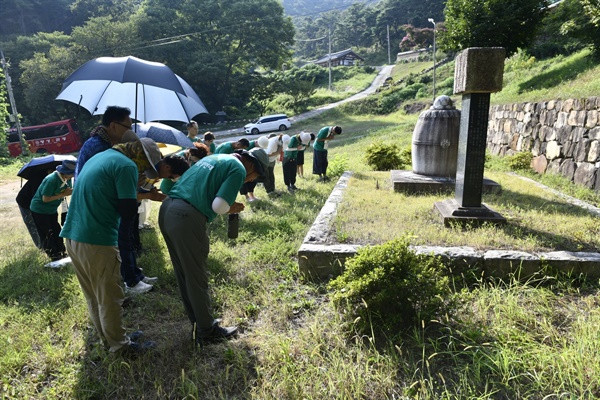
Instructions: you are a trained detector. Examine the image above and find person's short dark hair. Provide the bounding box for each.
[102,106,131,126]
[190,142,209,160]
[333,126,342,135]
[310,133,316,141]
[203,132,215,141]
[163,154,189,176]
[236,138,250,148]
[187,121,198,129]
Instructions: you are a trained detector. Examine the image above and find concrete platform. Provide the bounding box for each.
[434,198,507,226]
[391,170,501,194]
[298,171,600,281]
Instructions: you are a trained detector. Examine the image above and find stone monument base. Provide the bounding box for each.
[434,199,506,227]
[391,170,501,195]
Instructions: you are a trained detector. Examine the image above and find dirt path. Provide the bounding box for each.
[0,179,24,237]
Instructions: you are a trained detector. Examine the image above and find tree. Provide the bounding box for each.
[399,24,434,51]
[0,69,11,158]
[0,0,74,35]
[440,0,549,56]
[134,0,295,114]
[375,0,445,48]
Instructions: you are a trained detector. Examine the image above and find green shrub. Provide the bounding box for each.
[328,237,452,335]
[399,145,412,167]
[364,143,403,171]
[327,153,348,178]
[506,151,533,171]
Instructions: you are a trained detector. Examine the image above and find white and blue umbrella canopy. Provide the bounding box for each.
[56,56,208,123]
[132,122,193,148]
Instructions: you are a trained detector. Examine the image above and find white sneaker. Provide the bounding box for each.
[142,276,158,284]
[126,281,153,294]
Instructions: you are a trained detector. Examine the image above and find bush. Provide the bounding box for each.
[364,143,403,171]
[327,153,348,178]
[506,151,533,171]
[328,237,452,335]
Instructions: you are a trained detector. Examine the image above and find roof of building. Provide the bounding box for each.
[313,48,364,64]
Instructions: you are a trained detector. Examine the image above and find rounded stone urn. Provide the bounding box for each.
[411,95,461,177]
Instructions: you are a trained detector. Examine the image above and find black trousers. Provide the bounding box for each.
[283,157,297,187]
[264,162,276,193]
[31,211,65,261]
[240,181,257,195]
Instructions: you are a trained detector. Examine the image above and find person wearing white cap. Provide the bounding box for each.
[30,159,76,261]
[60,138,174,354]
[296,131,314,179]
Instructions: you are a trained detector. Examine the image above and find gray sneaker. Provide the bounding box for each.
[142,276,158,284]
[125,281,153,294]
[195,323,238,347]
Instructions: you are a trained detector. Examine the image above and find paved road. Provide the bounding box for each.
[212,65,394,142]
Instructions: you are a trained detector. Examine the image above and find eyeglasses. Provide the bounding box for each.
[114,121,132,130]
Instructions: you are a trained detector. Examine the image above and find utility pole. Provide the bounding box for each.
[387,25,391,64]
[0,50,26,155]
[328,26,332,91]
[428,18,437,102]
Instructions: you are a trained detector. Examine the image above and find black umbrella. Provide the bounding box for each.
[17,155,77,180]
[55,56,208,123]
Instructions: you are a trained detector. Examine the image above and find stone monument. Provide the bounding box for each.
[392,94,501,194]
[434,47,507,226]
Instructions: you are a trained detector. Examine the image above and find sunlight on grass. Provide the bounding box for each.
[334,170,600,251]
[1,48,600,399]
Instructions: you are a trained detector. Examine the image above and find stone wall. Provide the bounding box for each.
[487,97,600,191]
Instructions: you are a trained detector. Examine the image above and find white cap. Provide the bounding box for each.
[282,134,290,145]
[257,136,269,149]
[300,131,311,144]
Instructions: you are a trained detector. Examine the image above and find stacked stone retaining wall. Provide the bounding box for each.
[487,97,600,191]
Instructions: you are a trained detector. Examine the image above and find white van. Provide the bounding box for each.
[244,114,291,135]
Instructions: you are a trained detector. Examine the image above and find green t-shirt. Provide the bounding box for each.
[284,135,300,159]
[168,154,245,222]
[60,150,138,246]
[202,140,216,154]
[160,177,176,195]
[313,126,332,152]
[30,172,72,214]
[248,140,256,150]
[215,142,234,154]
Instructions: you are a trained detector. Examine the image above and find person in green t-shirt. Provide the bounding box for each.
[282,133,304,193]
[186,120,199,142]
[158,150,265,347]
[202,132,216,154]
[296,132,314,179]
[30,160,76,261]
[60,138,172,354]
[312,125,342,182]
[214,138,250,154]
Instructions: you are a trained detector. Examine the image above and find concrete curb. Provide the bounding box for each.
[297,172,600,281]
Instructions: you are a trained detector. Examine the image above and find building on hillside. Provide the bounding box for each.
[396,48,428,63]
[313,49,364,67]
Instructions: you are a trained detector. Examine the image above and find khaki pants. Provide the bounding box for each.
[66,239,129,352]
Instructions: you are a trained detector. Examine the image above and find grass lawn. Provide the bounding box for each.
[335,169,600,251]
[1,49,600,399]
